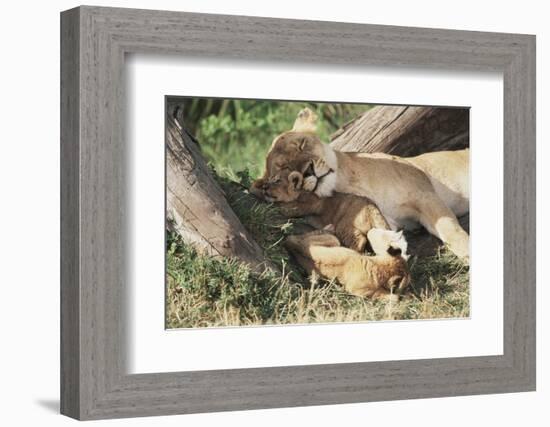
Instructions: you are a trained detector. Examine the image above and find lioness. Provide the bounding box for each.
[284,229,411,300]
[252,109,470,260]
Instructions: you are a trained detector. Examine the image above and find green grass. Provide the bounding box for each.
[193,99,367,178]
[166,171,469,329]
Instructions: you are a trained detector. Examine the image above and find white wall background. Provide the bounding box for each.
[0,0,546,425]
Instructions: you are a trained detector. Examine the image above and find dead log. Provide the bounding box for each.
[330,105,469,156]
[166,102,270,271]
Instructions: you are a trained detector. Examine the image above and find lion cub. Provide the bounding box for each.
[279,191,392,253]
[284,229,411,299]
[250,165,406,254]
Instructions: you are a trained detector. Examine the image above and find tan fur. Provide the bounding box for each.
[291,107,319,134]
[250,164,304,203]
[284,231,411,299]
[251,114,470,260]
[278,191,390,253]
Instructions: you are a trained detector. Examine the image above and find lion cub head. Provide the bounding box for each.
[249,168,306,203]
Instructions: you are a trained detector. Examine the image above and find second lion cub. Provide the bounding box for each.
[284,230,411,299]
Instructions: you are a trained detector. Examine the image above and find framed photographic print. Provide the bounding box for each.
[61,6,536,420]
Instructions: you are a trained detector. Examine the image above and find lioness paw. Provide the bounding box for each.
[303,175,318,192]
[312,157,332,177]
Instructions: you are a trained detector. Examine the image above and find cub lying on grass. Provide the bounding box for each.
[278,191,393,253]
[250,163,408,255]
[284,229,411,300]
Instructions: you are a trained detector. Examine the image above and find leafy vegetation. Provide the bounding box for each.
[188,98,367,179]
[166,99,469,328]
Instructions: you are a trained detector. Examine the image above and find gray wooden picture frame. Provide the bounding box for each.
[60,5,536,421]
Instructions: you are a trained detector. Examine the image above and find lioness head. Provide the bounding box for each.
[250,131,328,200]
[266,131,327,178]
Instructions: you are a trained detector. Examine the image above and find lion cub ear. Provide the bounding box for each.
[292,107,318,133]
[288,171,304,191]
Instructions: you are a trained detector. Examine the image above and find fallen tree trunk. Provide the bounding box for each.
[330,105,469,156]
[166,102,269,271]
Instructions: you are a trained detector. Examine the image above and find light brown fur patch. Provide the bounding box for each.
[278,191,390,253]
[284,230,411,299]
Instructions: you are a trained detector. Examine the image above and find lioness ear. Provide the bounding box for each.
[288,171,303,191]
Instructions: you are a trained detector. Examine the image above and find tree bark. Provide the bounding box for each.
[330,105,469,156]
[166,102,269,271]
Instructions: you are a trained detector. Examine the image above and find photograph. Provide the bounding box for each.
[165,97,470,329]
